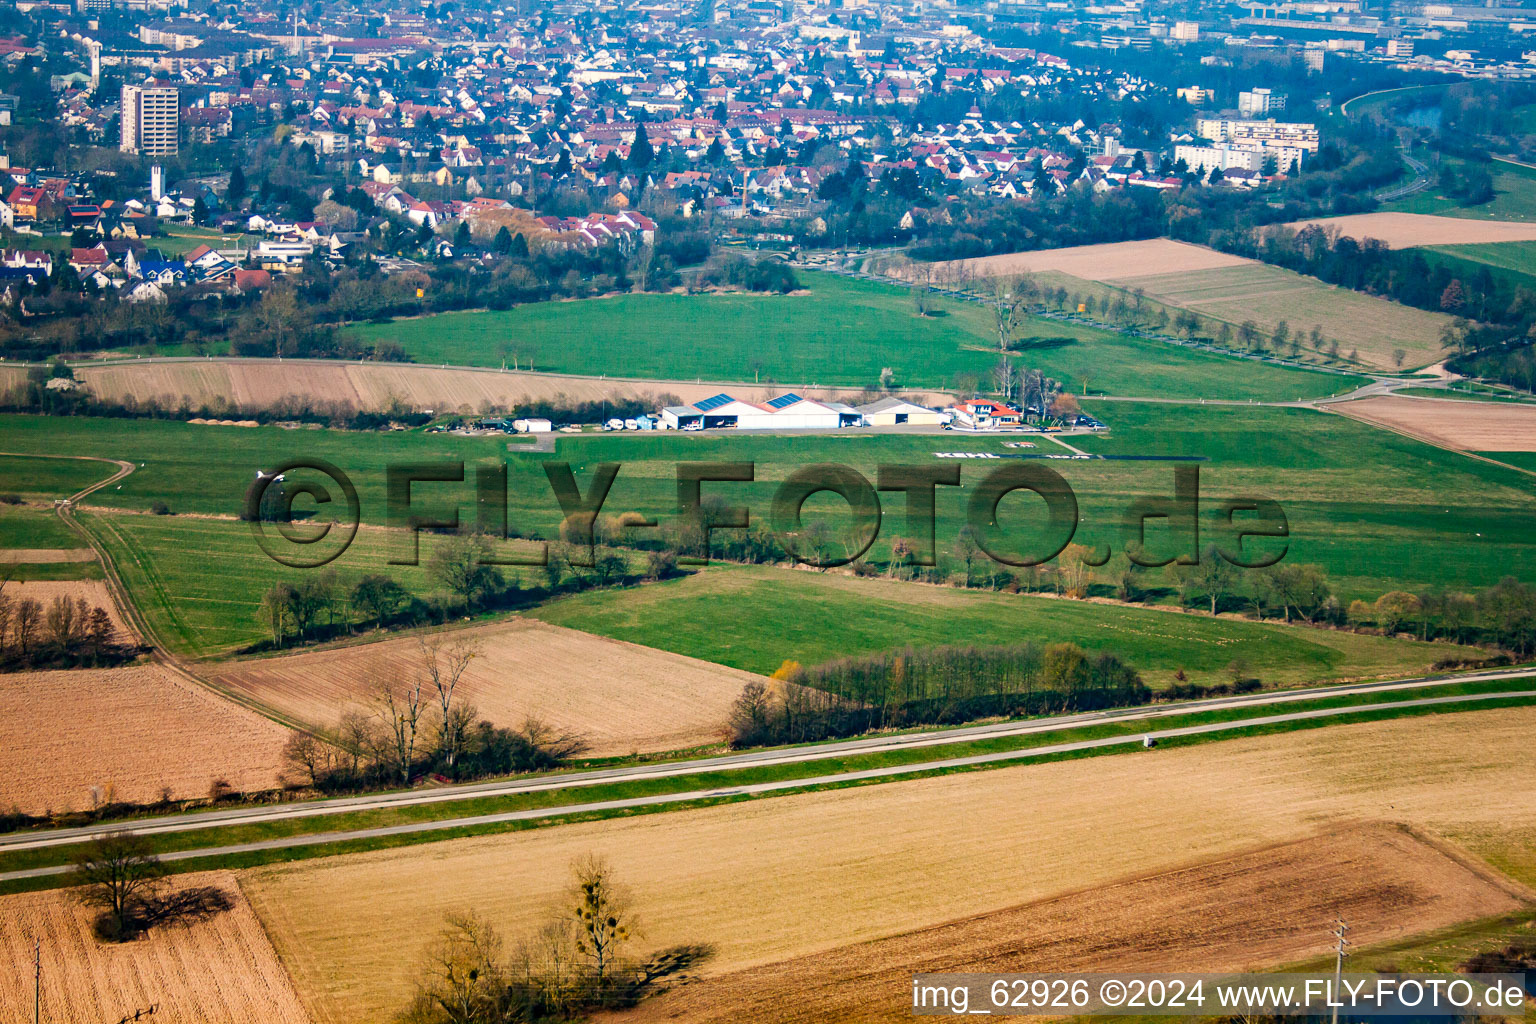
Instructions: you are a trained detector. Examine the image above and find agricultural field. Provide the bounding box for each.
[208,617,760,756]
[0,872,311,1024]
[0,453,118,501]
[239,706,1536,1023]
[6,401,1534,656]
[346,270,1354,402]
[0,662,292,813]
[1104,263,1453,370]
[0,504,86,552]
[908,237,1253,282]
[907,237,1453,370]
[61,358,953,418]
[619,824,1524,1024]
[529,564,1466,688]
[1286,212,1536,248]
[1332,394,1536,451]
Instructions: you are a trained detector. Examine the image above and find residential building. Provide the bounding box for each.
[121,84,179,155]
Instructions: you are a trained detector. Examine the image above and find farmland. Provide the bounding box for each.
[1103,263,1453,369]
[0,453,117,501]
[207,617,761,756]
[909,237,1253,281]
[239,706,1536,1023]
[1333,394,1536,452]
[5,400,1533,656]
[0,663,291,813]
[346,270,1355,402]
[57,358,952,417]
[529,564,1465,688]
[1286,212,1536,248]
[909,237,1454,370]
[0,872,311,1024]
[619,824,1524,1024]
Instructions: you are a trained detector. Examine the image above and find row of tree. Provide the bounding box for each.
[728,640,1147,747]
[0,587,130,671]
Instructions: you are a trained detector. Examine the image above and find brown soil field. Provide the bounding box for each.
[0,359,950,416]
[0,664,292,813]
[241,706,1536,1024]
[906,239,1253,284]
[1334,394,1536,451]
[1286,212,1536,248]
[0,547,95,562]
[0,871,312,1024]
[1,579,127,636]
[613,824,1527,1024]
[207,618,761,756]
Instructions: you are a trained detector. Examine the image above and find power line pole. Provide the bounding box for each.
[1331,918,1350,1024]
[33,936,40,1024]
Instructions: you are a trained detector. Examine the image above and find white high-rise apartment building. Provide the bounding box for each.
[121,85,179,155]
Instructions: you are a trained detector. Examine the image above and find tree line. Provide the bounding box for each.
[0,585,132,671]
[727,640,1148,747]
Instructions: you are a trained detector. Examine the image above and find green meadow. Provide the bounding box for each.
[529,564,1466,688]
[12,397,1534,655]
[351,271,1356,402]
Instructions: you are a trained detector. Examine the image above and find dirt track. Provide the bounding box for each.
[1334,394,1536,451]
[612,824,1528,1024]
[208,617,760,756]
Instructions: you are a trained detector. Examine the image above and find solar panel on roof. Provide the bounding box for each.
[694,393,735,411]
[766,393,802,409]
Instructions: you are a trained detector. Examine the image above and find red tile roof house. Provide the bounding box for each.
[951,400,1022,429]
[67,246,110,273]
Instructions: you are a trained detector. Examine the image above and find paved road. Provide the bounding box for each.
[3,683,1530,882]
[1377,147,1432,203]
[4,667,1532,861]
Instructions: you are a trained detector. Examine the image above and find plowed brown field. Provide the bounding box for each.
[1,579,127,636]
[1286,212,1536,248]
[5,359,949,415]
[613,824,1528,1024]
[208,618,760,755]
[1334,395,1536,451]
[242,706,1536,1024]
[0,871,312,1024]
[908,238,1251,283]
[0,664,292,812]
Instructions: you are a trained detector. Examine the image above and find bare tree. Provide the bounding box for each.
[71,832,167,941]
[375,669,429,785]
[421,636,480,770]
[570,854,635,985]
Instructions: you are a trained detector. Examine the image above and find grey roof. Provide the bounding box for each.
[856,396,936,414]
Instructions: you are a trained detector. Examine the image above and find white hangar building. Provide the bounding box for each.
[660,393,863,430]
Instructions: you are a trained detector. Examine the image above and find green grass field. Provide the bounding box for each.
[0,453,118,501]
[84,511,449,656]
[0,504,82,549]
[1386,156,1536,221]
[349,271,1358,402]
[1423,239,1536,280]
[530,564,1467,688]
[22,396,1534,656]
